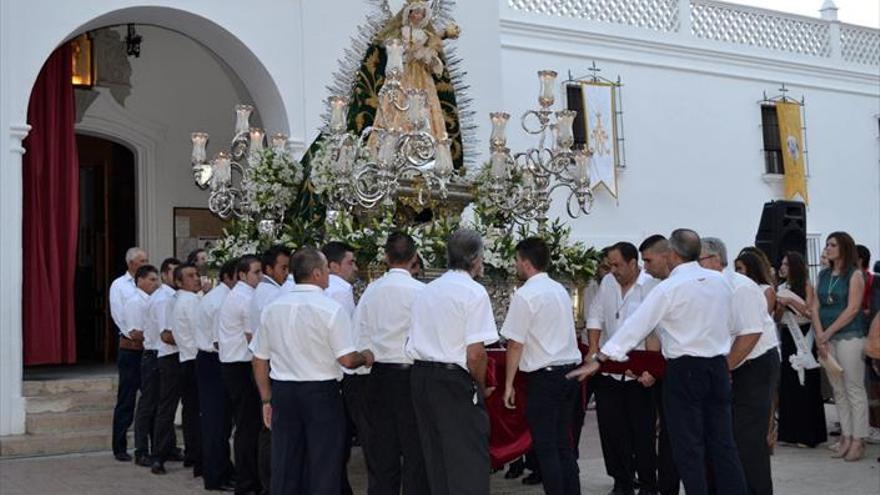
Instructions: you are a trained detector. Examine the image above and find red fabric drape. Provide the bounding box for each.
[22,44,79,365]
[487,344,592,469]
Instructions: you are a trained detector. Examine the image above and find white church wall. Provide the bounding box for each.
[498,1,880,258]
[79,25,242,261]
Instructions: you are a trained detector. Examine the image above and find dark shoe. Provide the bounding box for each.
[522,471,542,485]
[184,460,196,468]
[114,452,132,462]
[505,459,525,479]
[193,465,203,478]
[168,450,185,462]
[134,454,152,467]
[204,485,234,492]
[151,461,167,475]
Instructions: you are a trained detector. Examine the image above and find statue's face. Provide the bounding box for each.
[408,7,425,25]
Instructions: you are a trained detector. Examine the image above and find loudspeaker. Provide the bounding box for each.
[754,200,807,268]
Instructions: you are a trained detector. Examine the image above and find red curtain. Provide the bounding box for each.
[22,44,79,365]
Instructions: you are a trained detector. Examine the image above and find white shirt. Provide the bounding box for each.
[406,270,499,371]
[281,274,296,292]
[325,274,363,375]
[354,268,426,364]
[146,284,175,352]
[587,271,659,350]
[217,281,255,363]
[325,274,356,317]
[724,271,780,367]
[109,271,136,333]
[251,284,356,381]
[500,273,581,372]
[196,283,230,353]
[250,275,282,337]
[122,289,151,341]
[172,290,201,362]
[601,262,734,361]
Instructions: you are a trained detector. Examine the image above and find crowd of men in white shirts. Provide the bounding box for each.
[107,226,782,495]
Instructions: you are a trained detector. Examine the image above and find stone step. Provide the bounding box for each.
[25,391,117,415]
[0,429,113,458]
[26,409,115,434]
[23,376,117,397]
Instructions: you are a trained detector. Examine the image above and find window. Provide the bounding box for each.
[806,233,822,284]
[761,105,783,175]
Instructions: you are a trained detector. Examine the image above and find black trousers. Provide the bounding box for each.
[654,380,681,495]
[196,351,234,489]
[571,382,587,460]
[154,354,181,462]
[365,364,429,495]
[112,347,142,455]
[134,350,158,457]
[222,362,262,494]
[342,373,376,495]
[180,360,202,469]
[525,368,581,495]
[663,355,747,495]
[270,380,346,495]
[731,350,780,495]
[595,374,657,493]
[411,362,489,495]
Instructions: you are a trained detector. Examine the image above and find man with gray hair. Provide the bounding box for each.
[406,228,499,494]
[700,238,779,495]
[568,229,747,495]
[109,246,148,462]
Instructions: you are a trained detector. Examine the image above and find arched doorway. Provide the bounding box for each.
[74,134,136,364]
[1,4,296,437]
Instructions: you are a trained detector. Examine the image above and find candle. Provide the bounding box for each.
[334,142,355,174]
[329,96,348,133]
[406,90,427,130]
[572,149,591,185]
[490,149,508,180]
[190,132,209,164]
[213,152,232,185]
[434,140,454,177]
[489,112,509,148]
[522,167,535,189]
[384,38,405,77]
[271,133,288,155]
[555,110,576,151]
[234,104,253,135]
[249,128,265,155]
[378,131,398,165]
[538,70,557,108]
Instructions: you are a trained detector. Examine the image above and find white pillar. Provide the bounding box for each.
[0,124,29,436]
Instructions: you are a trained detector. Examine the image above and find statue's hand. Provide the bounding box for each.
[444,23,461,40]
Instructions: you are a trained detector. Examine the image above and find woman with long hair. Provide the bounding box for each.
[811,232,868,461]
[775,252,826,447]
[735,250,777,315]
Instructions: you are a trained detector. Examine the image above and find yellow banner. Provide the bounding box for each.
[776,102,808,204]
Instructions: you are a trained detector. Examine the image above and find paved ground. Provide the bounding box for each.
[1,408,878,494]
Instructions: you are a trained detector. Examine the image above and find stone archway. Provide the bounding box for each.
[0,5,294,436]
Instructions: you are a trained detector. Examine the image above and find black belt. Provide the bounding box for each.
[414,360,461,371]
[373,362,413,370]
[528,363,578,374]
[143,350,158,356]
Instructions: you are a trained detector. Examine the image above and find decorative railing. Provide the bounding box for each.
[841,24,880,65]
[508,0,680,33]
[691,0,831,57]
[506,0,879,66]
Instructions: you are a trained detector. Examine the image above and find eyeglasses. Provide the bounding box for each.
[699,255,717,262]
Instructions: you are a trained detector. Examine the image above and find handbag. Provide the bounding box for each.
[865,313,880,360]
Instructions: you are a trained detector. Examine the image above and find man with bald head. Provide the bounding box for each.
[569,229,747,495]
